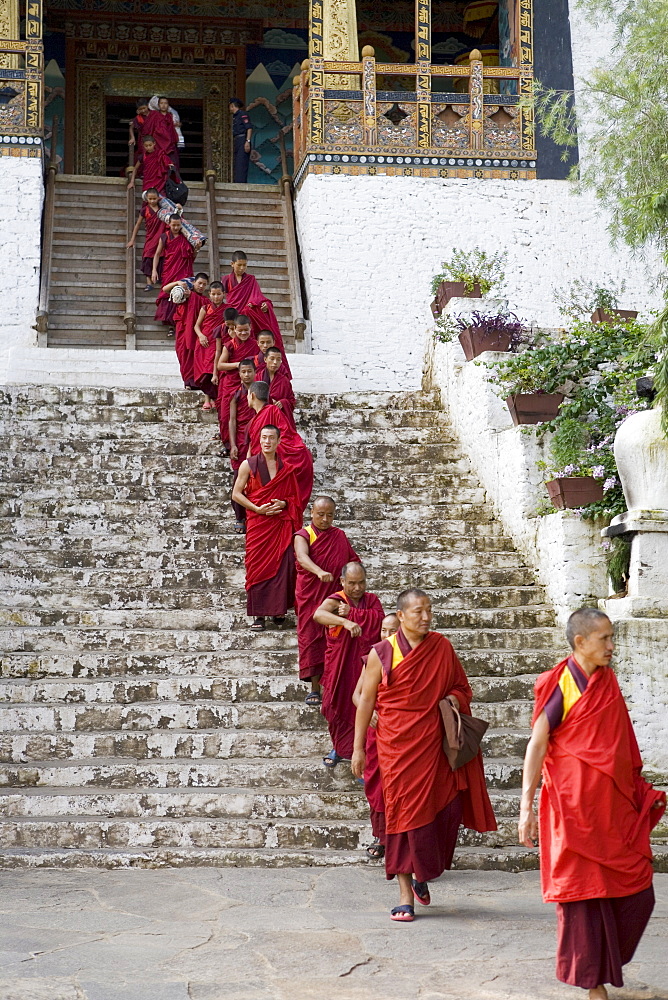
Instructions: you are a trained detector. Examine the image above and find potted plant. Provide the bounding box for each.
[431,248,506,316]
[484,339,567,424]
[456,311,528,361]
[542,416,605,509]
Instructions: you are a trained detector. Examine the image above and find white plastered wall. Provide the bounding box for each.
[0,156,42,358]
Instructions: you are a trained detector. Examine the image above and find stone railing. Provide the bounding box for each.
[292,46,536,186]
[0,38,44,160]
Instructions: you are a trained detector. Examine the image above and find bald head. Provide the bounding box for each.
[311,495,336,530]
[397,587,429,611]
[340,561,366,603]
[566,608,611,650]
[396,588,431,639]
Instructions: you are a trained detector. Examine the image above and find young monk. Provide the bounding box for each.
[193,280,226,407]
[229,358,257,533]
[352,613,400,859]
[128,98,150,161]
[126,187,167,292]
[221,252,291,378]
[143,95,179,162]
[153,215,197,326]
[294,496,359,705]
[314,562,384,768]
[171,272,208,389]
[261,347,296,427]
[232,424,302,631]
[246,382,314,511]
[222,307,238,346]
[254,330,291,379]
[126,135,173,197]
[215,314,259,448]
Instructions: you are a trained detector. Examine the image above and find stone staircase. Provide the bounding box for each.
[1,384,661,871]
[46,176,295,352]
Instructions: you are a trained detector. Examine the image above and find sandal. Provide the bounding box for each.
[390,905,414,922]
[323,749,343,768]
[304,691,321,706]
[250,617,265,631]
[234,521,246,534]
[411,879,431,906]
[272,616,286,627]
[366,838,385,859]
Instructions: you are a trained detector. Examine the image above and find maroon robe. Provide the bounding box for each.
[154,232,195,323]
[230,385,254,523]
[222,272,292,378]
[255,351,291,380]
[174,291,205,388]
[294,524,359,681]
[320,589,384,759]
[247,404,314,511]
[139,203,168,277]
[144,108,178,157]
[262,371,296,428]
[244,453,302,617]
[131,112,150,161]
[137,149,172,195]
[365,726,386,841]
[216,336,260,447]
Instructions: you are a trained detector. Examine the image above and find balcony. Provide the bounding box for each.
[0,39,44,160]
[292,47,536,185]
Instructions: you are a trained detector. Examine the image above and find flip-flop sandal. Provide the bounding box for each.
[250,618,265,631]
[304,692,321,706]
[366,839,385,859]
[390,905,415,922]
[323,749,343,768]
[234,522,246,534]
[411,879,431,906]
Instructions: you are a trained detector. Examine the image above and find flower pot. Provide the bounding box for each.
[505,392,564,425]
[591,307,638,324]
[436,280,482,310]
[458,326,512,361]
[545,477,604,510]
[613,407,668,511]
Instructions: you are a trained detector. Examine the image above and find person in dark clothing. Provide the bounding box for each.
[230,98,253,183]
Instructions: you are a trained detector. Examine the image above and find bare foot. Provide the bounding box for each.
[588,987,608,1000]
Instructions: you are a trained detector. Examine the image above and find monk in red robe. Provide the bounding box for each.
[170,272,208,389]
[294,496,359,705]
[215,314,259,448]
[246,382,313,511]
[221,252,291,378]
[261,347,296,428]
[228,358,257,533]
[126,135,173,196]
[153,215,197,326]
[254,330,291,380]
[192,280,225,406]
[519,607,666,1000]
[144,97,179,160]
[126,187,168,292]
[352,613,400,860]
[222,307,238,347]
[353,587,497,922]
[232,424,302,631]
[314,562,384,767]
[128,98,150,162]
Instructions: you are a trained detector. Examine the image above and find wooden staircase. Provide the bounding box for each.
[41,175,299,353]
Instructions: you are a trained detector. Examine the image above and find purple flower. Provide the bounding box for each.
[603,476,618,493]
[592,465,606,479]
[561,464,577,476]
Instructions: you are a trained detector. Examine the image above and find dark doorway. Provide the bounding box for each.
[105,98,205,182]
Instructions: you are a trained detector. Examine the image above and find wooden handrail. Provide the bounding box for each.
[34,115,59,347]
[204,138,220,282]
[280,174,308,352]
[124,145,137,350]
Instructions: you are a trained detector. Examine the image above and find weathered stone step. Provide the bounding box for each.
[0,786,365,820]
[0,815,369,852]
[0,726,530,764]
[0,698,533,733]
[0,671,538,707]
[1,624,559,655]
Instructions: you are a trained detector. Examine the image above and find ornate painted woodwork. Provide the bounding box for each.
[0,0,43,159]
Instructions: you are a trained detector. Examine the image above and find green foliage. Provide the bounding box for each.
[604,535,631,594]
[431,248,507,297]
[433,312,459,344]
[531,83,578,164]
[550,417,588,471]
[553,276,626,323]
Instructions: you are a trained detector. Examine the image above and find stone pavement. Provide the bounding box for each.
[0,868,665,1000]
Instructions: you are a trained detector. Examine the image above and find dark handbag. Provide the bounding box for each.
[439,696,489,769]
[165,173,189,207]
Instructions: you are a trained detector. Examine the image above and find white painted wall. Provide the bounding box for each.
[426,336,608,625]
[295,173,663,392]
[0,156,42,357]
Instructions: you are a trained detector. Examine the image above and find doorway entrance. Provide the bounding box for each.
[105,98,205,181]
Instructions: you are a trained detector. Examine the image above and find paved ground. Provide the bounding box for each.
[0,868,665,1000]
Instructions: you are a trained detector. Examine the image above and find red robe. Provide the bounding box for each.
[174,290,205,388]
[320,589,384,759]
[375,629,497,837]
[140,203,167,262]
[222,272,292,378]
[230,386,254,471]
[244,453,302,616]
[247,404,313,511]
[144,108,178,157]
[154,233,196,323]
[193,301,225,385]
[262,371,296,428]
[137,149,172,195]
[216,336,260,446]
[131,113,151,160]
[255,352,291,380]
[533,661,666,904]
[294,524,359,681]
[365,726,386,840]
